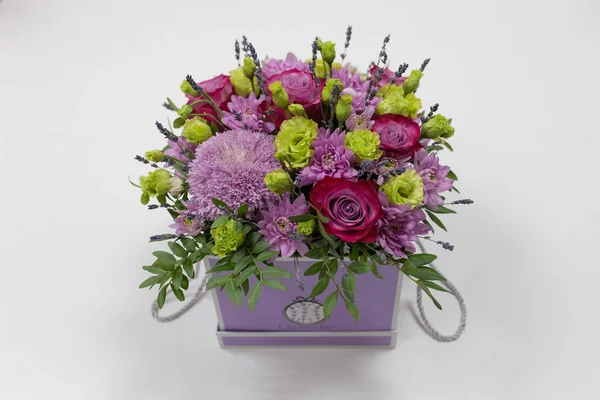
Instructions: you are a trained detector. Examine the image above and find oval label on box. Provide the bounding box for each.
[283,297,327,325]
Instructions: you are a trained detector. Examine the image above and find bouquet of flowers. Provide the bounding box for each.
[133,28,471,321]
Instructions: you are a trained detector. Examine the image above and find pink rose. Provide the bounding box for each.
[368,65,405,87]
[186,74,233,127]
[267,69,320,106]
[372,114,422,161]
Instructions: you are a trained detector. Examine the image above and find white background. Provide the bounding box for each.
[1,0,599,398]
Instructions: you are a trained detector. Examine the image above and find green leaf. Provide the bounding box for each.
[420,280,452,293]
[153,251,177,271]
[246,232,262,247]
[171,268,183,290]
[447,170,458,181]
[252,240,271,254]
[348,261,372,275]
[211,215,229,229]
[288,213,316,223]
[234,265,257,286]
[156,194,167,204]
[139,275,162,289]
[225,281,243,306]
[317,213,330,223]
[128,176,142,188]
[371,262,384,279]
[168,242,187,258]
[400,259,418,275]
[180,274,189,290]
[342,271,356,302]
[426,210,447,232]
[211,198,231,211]
[183,257,195,278]
[305,247,327,259]
[181,238,197,252]
[233,255,253,274]
[262,266,292,279]
[142,265,164,275]
[241,224,253,236]
[248,281,263,311]
[157,286,167,309]
[326,258,339,276]
[241,279,250,295]
[410,267,446,281]
[264,280,288,291]
[318,221,338,249]
[304,261,323,276]
[230,247,246,263]
[173,117,185,129]
[323,291,338,319]
[207,263,234,274]
[195,235,207,245]
[451,186,461,194]
[416,281,442,309]
[343,298,360,322]
[349,246,359,261]
[255,251,279,262]
[310,277,330,298]
[171,284,185,301]
[408,253,438,266]
[443,141,454,151]
[428,205,456,214]
[205,275,229,290]
[237,203,249,217]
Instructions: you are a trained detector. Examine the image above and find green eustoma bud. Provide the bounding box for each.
[242,57,256,80]
[177,104,193,119]
[335,94,353,123]
[145,149,164,163]
[380,169,424,208]
[321,78,344,103]
[269,81,289,109]
[421,114,455,140]
[182,117,212,145]
[139,169,171,204]
[344,129,383,161]
[403,69,424,94]
[180,80,197,96]
[321,41,336,65]
[264,169,293,194]
[288,103,307,117]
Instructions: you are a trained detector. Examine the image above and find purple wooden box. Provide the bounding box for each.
[205,257,402,348]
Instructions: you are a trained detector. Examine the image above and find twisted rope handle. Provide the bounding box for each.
[151,265,209,323]
[414,241,467,342]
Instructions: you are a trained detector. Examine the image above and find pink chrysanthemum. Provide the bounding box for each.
[376,192,431,257]
[258,194,309,257]
[262,53,309,79]
[222,93,275,133]
[169,201,204,236]
[414,149,454,209]
[188,129,281,219]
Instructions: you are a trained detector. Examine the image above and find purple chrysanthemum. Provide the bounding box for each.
[345,104,377,131]
[222,93,275,133]
[377,192,431,257]
[300,128,358,186]
[258,194,310,257]
[333,67,364,92]
[262,53,309,79]
[188,129,281,219]
[164,137,196,165]
[413,149,454,209]
[169,201,205,236]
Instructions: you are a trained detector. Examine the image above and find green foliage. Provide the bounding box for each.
[426,210,447,231]
[323,291,338,319]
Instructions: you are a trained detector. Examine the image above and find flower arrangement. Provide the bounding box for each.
[133,28,472,321]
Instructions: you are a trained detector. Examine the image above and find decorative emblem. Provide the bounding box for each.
[283,297,327,325]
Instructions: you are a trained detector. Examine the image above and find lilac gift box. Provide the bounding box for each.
[205,257,403,348]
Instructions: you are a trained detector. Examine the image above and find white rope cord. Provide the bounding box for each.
[414,241,467,342]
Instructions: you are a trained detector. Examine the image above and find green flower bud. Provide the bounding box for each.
[316,38,323,50]
[264,169,293,194]
[288,103,307,117]
[344,129,383,161]
[402,69,424,94]
[335,94,353,123]
[275,117,319,169]
[180,80,197,96]
[242,57,256,80]
[321,41,336,64]
[310,59,342,79]
[380,169,424,208]
[211,219,245,257]
[268,81,289,109]
[169,177,185,197]
[296,220,315,236]
[321,78,344,103]
[182,117,212,145]
[405,92,422,119]
[230,67,257,98]
[145,149,164,163]
[139,169,172,201]
[421,114,455,140]
[177,104,193,119]
[376,91,408,116]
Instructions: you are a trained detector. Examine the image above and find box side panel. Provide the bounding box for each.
[220,335,393,347]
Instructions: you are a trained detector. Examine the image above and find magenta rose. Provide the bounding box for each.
[372,114,422,161]
[309,177,383,243]
[368,65,405,87]
[267,69,320,106]
[186,74,233,126]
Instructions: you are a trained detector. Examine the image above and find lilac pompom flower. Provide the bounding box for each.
[188,129,281,220]
[376,192,431,257]
[258,194,310,257]
[413,149,454,209]
[300,128,358,186]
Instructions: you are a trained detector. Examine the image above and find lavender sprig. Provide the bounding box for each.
[149,234,181,242]
[309,38,320,84]
[449,199,474,205]
[235,40,240,66]
[421,103,439,123]
[155,121,178,142]
[243,36,268,97]
[328,84,341,128]
[162,101,176,111]
[422,236,455,251]
[420,58,431,72]
[135,155,159,168]
[341,25,353,61]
